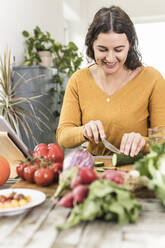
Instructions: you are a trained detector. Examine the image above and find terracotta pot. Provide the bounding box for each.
[38,51,52,67]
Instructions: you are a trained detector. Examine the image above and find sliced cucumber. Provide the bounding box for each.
[96,167,117,172]
[112,152,143,166]
[96,168,105,172]
[94,161,104,167]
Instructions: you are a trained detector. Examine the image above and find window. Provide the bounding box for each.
[135,22,165,78]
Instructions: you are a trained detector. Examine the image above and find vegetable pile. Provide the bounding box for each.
[135,143,165,205]
[56,178,141,230]
[53,144,165,230]
[16,143,64,186]
[54,165,141,230]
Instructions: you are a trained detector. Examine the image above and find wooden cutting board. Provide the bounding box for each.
[0,132,26,178]
[94,156,133,171]
[12,180,58,197]
[11,157,155,198]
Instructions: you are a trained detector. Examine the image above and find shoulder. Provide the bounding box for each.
[66,66,92,91]
[142,66,164,80]
[142,66,165,95]
[69,67,90,82]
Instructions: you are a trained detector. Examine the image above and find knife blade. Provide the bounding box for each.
[102,138,120,154]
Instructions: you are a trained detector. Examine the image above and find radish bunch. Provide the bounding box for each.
[102,169,126,184]
[57,167,97,208]
[56,167,128,208]
[55,163,147,209]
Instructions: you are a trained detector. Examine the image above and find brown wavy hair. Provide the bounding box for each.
[85,6,142,70]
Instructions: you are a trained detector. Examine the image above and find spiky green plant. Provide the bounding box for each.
[0,49,49,146]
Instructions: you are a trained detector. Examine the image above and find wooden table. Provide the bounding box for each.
[0,157,165,248]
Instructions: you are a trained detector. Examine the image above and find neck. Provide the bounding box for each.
[96,65,131,85]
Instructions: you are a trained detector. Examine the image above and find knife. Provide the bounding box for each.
[102,138,120,154]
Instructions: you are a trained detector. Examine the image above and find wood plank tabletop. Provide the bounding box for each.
[0,156,163,248]
[0,197,164,248]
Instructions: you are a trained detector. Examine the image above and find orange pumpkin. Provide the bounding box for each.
[0,156,10,186]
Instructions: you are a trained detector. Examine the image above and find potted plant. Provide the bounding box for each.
[50,41,83,127]
[0,49,49,145]
[22,26,54,67]
[22,26,83,132]
[22,26,83,72]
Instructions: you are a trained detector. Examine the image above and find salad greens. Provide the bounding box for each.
[134,143,165,205]
[56,179,141,230]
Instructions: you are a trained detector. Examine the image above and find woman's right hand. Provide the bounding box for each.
[83,120,106,144]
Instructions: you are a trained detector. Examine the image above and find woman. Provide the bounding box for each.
[56,6,165,157]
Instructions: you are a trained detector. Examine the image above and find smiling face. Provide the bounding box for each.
[93,31,130,75]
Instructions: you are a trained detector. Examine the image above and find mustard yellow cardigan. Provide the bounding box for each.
[56,66,165,155]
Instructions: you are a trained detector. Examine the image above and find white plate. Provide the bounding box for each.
[0,188,46,216]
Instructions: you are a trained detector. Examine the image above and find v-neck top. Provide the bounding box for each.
[56,66,165,155]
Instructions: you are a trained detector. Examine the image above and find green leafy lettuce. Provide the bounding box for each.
[56,179,141,230]
[134,143,165,205]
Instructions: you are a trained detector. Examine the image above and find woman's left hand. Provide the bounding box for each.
[120,132,146,157]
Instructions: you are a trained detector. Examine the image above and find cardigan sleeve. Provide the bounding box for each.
[149,76,165,128]
[56,74,86,148]
[143,75,165,153]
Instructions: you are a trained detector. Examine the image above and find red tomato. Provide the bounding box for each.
[33,143,64,164]
[23,164,40,183]
[47,143,64,163]
[26,161,33,166]
[34,168,54,186]
[34,143,47,150]
[50,162,63,172]
[16,163,27,179]
[33,143,48,159]
[49,162,62,182]
[0,156,10,186]
[34,158,42,166]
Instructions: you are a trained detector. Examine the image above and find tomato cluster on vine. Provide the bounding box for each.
[16,143,64,186]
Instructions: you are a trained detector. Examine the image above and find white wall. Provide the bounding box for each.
[0,0,64,65]
[63,0,89,66]
[1,0,165,75]
[86,0,165,24]
[135,22,165,78]
[64,0,165,76]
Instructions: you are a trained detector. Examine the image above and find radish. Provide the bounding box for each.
[102,170,125,185]
[73,185,89,204]
[71,175,82,189]
[79,167,97,184]
[58,192,74,208]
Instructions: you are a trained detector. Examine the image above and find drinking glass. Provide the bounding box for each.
[148,126,165,146]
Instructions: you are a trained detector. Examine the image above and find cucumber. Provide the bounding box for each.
[96,167,117,172]
[112,152,143,166]
[94,161,104,167]
[96,168,105,172]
